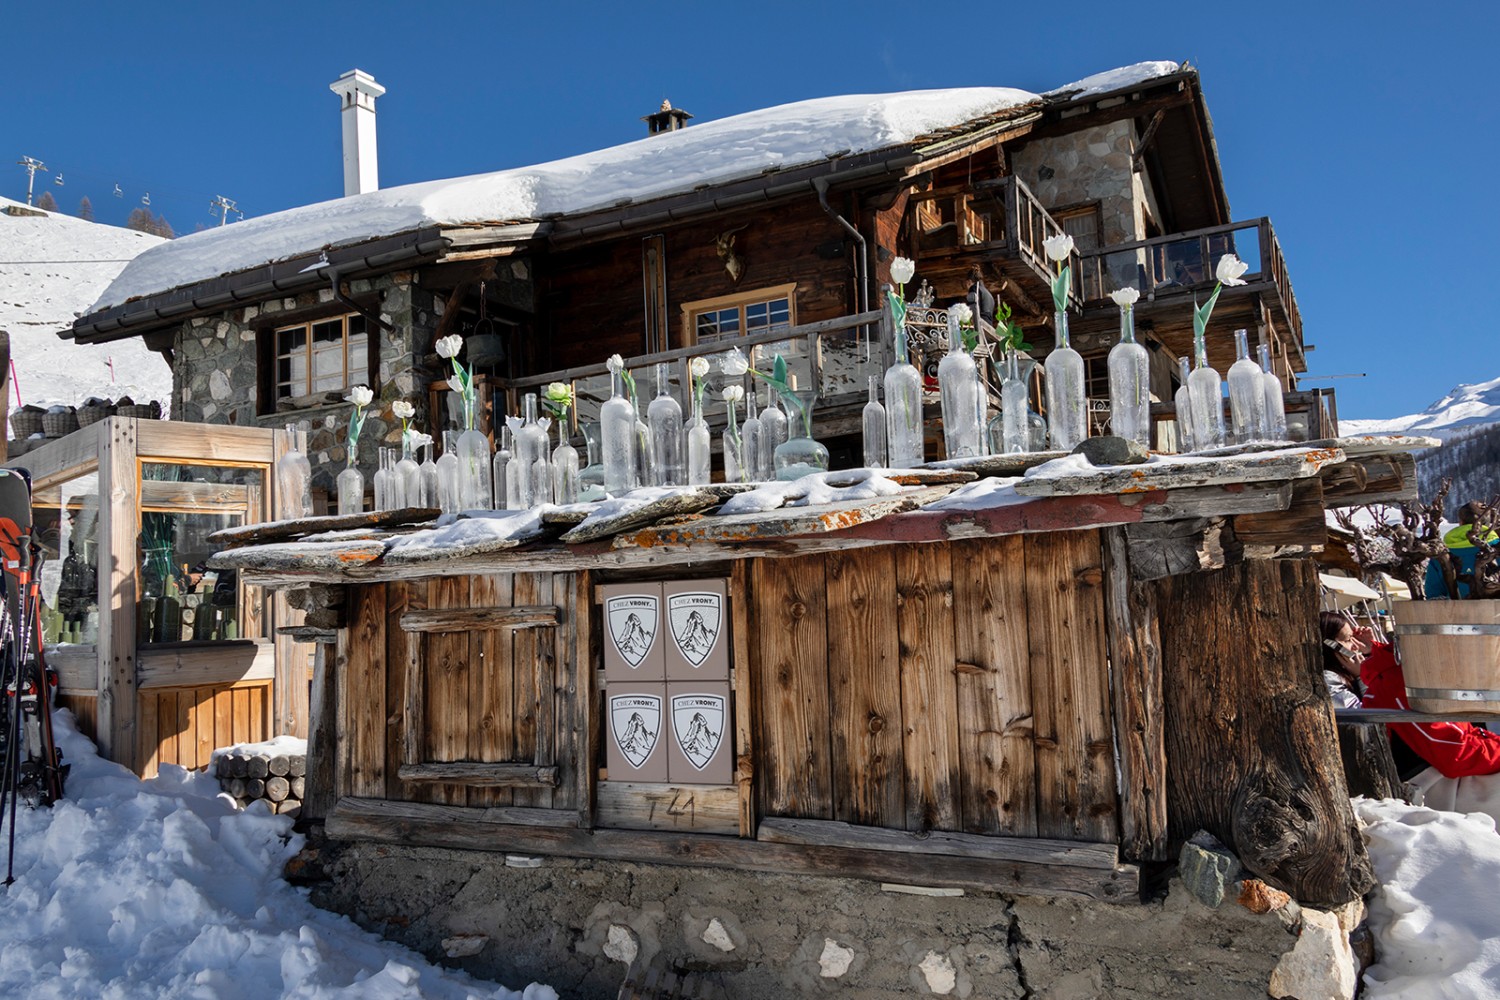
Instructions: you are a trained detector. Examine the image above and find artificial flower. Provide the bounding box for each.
[391,400,415,420]
[720,347,749,377]
[409,431,433,451]
[688,356,710,379]
[1042,233,1076,263]
[950,302,973,326]
[890,256,915,286]
[1215,254,1249,287]
[345,385,373,408]
[1193,255,1251,342]
[542,381,574,420]
[722,385,744,403]
[435,334,463,359]
[447,375,465,395]
[606,353,625,374]
[1109,287,1140,309]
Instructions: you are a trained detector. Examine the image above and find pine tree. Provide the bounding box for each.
[149,213,175,239]
[35,190,58,212]
[78,196,94,221]
[125,207,154,232]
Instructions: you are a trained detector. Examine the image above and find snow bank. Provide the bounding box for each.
[0,713,556,999]
[1045,60,1183,99]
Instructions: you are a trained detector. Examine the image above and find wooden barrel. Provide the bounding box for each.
[1393,599,1500,712]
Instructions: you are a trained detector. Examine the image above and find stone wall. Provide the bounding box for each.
[1012,121,1159,247]
[304,841,1337,1000]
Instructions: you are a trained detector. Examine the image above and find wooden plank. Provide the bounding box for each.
[232,686,251,749]
[424,576,471,806]
[347,583,388,799]
[209,540,386,574]
[327,796,1139,903]
[208,507,441,548]
[1023,531,1119,842]
[596,782,740,835]
[895,544,960,833]
[250,682,268,743]
[384,581,412,803]
[550,572,576,813]
[96,417,138,770]
[951,535,1037,837]
[7,421,102,491]
[824,547,904,828]
[213,688,233,762]
[382,516,553,565]
[519,573,557,808]
[139,690,160,777]
[559,489,727,544]
[175,685,193,769]
[133,419,279,465]
[729,561,754,837]
[751,554,832,820]
[1013,446,1344,497]
[305,643,338,820]
[138,480,254,510]
[922,452,1067,476]
[194,687,215,768]
[469,573,514,809]
[49,645,97,694]
[397,762,559,786]
[757,816,1120,868]
[1232,476,1326,554]
[401,605,557,633]
[137,641,274,689]
[572,571,596,828]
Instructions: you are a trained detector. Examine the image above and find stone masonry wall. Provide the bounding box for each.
[172,273,441,494]
[1013,121,1149,247]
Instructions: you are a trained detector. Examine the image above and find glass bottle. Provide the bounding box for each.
[686,395,712,486]
[1259,344,1288,441]
[552,419,581,504]
[647,363,685,486]
[774,385,829,480]
[436,430,460,514]
[395,433,422,509]
[1174,357,1196,454]
[1044,310,1087,451]
[1001,348,1030,454]
[1227,329,1267,445]
[276,422,312,519]
[742,392,764,481]
[938,311,982,459]
[457,421,493,512]
[884,300,925,468]
[336,451,364,515]
[1187,337,1226,452]
[419,440,438,508]
[633,396,653,491]
[373,447,392,511]
[601,371,636,495]
[578,420,606,500]
[515,394,550,508]
[862,374,887,467]
[492,423,513,510]
[1107,306,1151,448]
[758,383,787,474]
[722,396,744,484]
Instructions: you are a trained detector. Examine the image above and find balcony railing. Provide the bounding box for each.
[1075,218,1302,341]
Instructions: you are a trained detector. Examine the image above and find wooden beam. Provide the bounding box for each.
[757,816,1120,869]
[98,418,138,771]
[596,781,740,835]
[137,641,275,690]
[1013,447,1343,497]
[326,796,1139,902]
[400,605,559,633]
[396,762,560,787]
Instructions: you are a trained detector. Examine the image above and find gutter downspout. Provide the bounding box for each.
[327,263,396,334]
[812,176,868,321]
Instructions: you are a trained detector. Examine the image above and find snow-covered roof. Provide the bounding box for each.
[0,197,172,409]
[1044,60,1186,100]
[87,61,1187,318]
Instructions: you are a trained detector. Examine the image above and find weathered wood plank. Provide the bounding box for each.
[424,577,471,806]
[752,554,833,820]
[401,605,557,633]
[757,816,1120,868]
[397,762,559,786]
[399,580,429,803]
[382,514,553,564]
[138,689,160,777]
[1013,446,1344,497]
[97,417,138,769]
[469,573,514,809]
[951,535,1037,837]
[305,643,338,819]
[1023,531,1118,843]
[896,544,960,833]
[1102,527,1168,862]
[825,547,904,829]
[209,540,386,573]
[729,561,755,838]
[136,641,274,689]
[347,584,387,799]
[596,782,740,835]
[551,572,580,814]
[510,573,548,808]
[922,452,1067,476]
[572,571,596,828]
[561,491,727,545]
[1233,476,1327,555]
[384,581,412,802]
[326,797,1139,903]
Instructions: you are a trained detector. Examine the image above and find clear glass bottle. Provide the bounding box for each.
[774,387,829,480]
[552,419,580,504]
[419,440,438,508]
[686,396,712,486]
[515,394,550,508]
[742,392,764,481]
[938,311,982,459]
[601,371,636,495]
[633,397,653,491]
[1045,310,1087,451]
[457,426,493,511]
[647,363,685,486]
[336,455,364,515]
[884,309,925,468]
[1259,344,1288,441]
[373,447,392,511]
[1187,337,1226,452]
[436,430,460,514]
[862,374,887,467]
[722,397,744,484]
[395,433,421,509]
[1107,307,1151,448]
[758,383,787,474]
[1174,357,1196,454]
[1227,329,1267,445]
[578,420,606,500]
[276,422,312,519]
[1001,348,1030,454]
[492,423,513,510]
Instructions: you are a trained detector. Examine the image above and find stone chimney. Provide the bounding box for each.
[329,69,386,197]
[642,99,692,136]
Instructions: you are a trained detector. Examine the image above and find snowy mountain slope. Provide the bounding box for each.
[1341,375,1500,441]
[1341,376,1500,505]
[0,197,172,412]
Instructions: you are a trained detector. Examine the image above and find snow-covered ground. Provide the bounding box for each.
[1342,375,1500,442]
[0,197,172,412]
[0,713,555,1000]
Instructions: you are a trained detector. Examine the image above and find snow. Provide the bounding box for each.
[89,86,1049,312]
[717,469,903,515]
[1342,375,1500,442]
[1044,60,1184,100]
[383,508,545,558]
[923,476,1030,512]
[0,197,172,411]
[0,712,556,999]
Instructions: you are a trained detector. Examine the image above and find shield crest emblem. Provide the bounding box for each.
[668,592,723,668]
[610,693,662,769]
[671,693,725,771]
[606,594,659,669]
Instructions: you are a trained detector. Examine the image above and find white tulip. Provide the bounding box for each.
[1109,287,1141,308]
[689,356,710,379]
[1042,233,1076,262]
[720,348,749,377]
[409,431,434,450]
[1215,254,1249,287]
[606,353,625,374]
[722,385,744,403]
[435,334,464,359]
[345,385,373,408]
[890,256,916,285]
[446,375,465,395]
[391,400,415,420]
[950,302,973,325]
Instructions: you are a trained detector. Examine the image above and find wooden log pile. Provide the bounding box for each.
[215,750,308,817]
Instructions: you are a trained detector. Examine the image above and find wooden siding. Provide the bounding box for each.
[137,680,271,775]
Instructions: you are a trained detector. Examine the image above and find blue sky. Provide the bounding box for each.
[8,1,1495,420]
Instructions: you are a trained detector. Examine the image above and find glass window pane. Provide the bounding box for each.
[277,326,306,354]
[34,471,101,648]
[311,320,342,344]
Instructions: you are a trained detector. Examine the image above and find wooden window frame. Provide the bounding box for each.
[679,283,797,347]
[1051,202,1104,253]
[254,301,380,415]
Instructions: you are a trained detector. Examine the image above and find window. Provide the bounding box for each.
[1053,203,1103,253]
[688,289,794,346]
[272,312,368,401]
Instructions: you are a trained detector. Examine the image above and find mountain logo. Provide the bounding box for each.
[671,693,725,771]
[610,694,662,769]
[668,592,722,668]
[606,594,658,668]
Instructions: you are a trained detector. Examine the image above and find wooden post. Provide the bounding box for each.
[1156,557,1374,906]
[271,425,311,740]
[304,641,339,820]
[96,417,139,770]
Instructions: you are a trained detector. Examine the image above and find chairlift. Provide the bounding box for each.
[141,192,151,206]
[53,173,64,186]
[113,184,123,198]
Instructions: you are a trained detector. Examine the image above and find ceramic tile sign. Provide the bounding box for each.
[600,583,664,681]
[606,684,669,782]
[664,579,729,681]
[665,683,733,784]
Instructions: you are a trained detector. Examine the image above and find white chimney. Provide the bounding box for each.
[329,69,385,197]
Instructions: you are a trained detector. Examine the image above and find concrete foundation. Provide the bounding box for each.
[305,840,1299,999]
